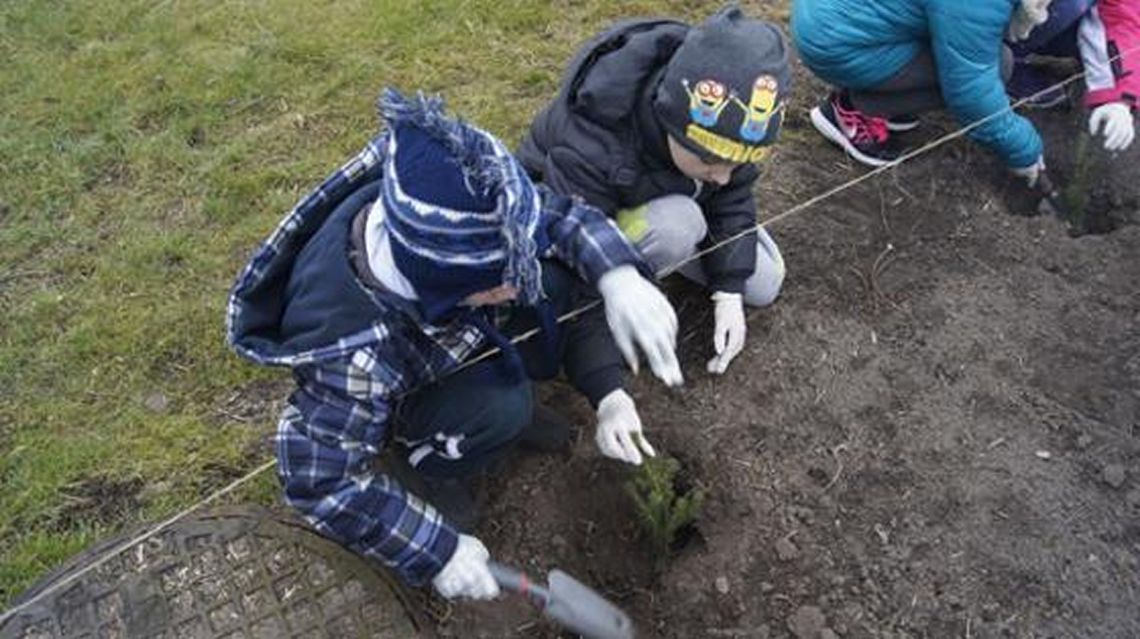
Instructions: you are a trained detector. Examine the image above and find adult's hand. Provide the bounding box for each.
[432,535,499,600]
[597,265,683,387]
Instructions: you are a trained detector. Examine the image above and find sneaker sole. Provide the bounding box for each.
[886,119,920,133]
[810,106,896,168]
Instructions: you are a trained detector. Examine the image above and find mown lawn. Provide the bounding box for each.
[0,0,787,606]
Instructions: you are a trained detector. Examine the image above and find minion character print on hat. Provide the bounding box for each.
[681,72,783,163]
[733,75,784,143]
[684,79,732,127]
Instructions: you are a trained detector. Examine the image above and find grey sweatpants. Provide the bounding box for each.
[849,47,1015,118]
[621,195,785,307]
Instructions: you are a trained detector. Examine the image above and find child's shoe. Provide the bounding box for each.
[810,91,900,167]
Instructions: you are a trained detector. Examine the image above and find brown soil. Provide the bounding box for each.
[438,81,1140,637]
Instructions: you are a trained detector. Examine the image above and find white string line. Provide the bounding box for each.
[4,45,1134,624]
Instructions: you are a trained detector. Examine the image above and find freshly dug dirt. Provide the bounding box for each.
[439,82,1140,638]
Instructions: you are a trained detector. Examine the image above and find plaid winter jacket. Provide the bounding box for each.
[226,133,646,586]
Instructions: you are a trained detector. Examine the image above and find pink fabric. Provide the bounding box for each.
[1082,0,1140,109]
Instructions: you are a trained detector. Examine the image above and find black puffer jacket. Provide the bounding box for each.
[518,18,760,294]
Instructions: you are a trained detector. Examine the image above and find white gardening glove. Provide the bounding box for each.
[595,389,656,465]
[1089,103,1135,153]
[597,265,683,387]
[706,291,746,375]
[431,535,499,600]
[1010,155,1046,188]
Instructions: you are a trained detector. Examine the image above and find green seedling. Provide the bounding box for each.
[625,455,704,564]
[1059,129,1093,231]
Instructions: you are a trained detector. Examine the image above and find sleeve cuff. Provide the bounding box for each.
[400,519,460,586]
[573,366,625,408]
[709,275,747,295]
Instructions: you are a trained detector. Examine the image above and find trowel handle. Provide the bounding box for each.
[488,561,551,609]
[1036,171,1061,199]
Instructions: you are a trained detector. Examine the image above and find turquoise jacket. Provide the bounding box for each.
[791,0,1043,168]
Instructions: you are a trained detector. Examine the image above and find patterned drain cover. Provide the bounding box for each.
[1,507,421,638]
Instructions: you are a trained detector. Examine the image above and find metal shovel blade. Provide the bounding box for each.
[1035,172,1069,219]
[545,569,635,639]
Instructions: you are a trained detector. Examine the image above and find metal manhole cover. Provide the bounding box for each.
[1,506,420,638]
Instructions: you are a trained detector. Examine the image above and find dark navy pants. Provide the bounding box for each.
[393,262,599,479]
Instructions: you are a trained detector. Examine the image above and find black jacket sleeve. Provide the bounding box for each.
[541,146,622,214]
[700,164,760,294]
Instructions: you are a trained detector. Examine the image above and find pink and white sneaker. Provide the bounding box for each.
[810,91,900,167]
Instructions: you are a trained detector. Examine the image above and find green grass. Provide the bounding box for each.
[0,0,742,606]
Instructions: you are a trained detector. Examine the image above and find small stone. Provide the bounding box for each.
[1102,464,1126,489]
[1035,450,1052,460]
[1076,434,1094,450]
[715,576,730,595]
[775,537,800,561]
[821,630,840,639]
[788,606,827,639]
[1126,490,1140,507]
[789,506,816,525]
[144,393,169,414]
[551,534,568,549]
[759,581,775,593]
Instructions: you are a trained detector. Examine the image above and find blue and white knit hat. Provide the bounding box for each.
[378,88,545,322]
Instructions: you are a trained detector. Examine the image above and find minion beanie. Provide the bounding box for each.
[654,5,792,163]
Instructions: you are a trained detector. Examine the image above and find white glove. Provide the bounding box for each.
[706,291,746,375]
[1010,156,1046,188]
[595,389,656,465]
[597,265,683,387]
[1089,103,1135,153]
[431,535,499,600]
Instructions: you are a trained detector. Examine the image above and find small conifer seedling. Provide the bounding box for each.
[626,455,704,562]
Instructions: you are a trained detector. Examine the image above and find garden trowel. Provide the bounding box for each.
[488,562,635,639]
[1035,171,1069,219]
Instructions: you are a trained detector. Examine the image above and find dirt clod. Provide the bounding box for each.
[787,605,827,639]
[1126,490,1140,507]
[775,537,800,561]
[1101,464,1127,489]
[188,126,206,147]
[1076,434,1094,450]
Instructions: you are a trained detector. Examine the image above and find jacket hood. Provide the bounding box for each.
[563,19,689,128]
[225,137,404,367]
